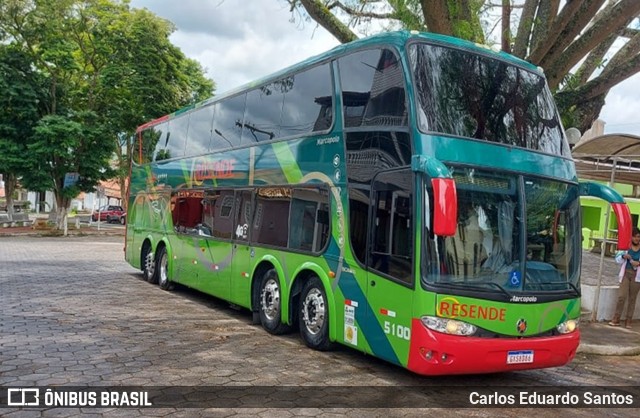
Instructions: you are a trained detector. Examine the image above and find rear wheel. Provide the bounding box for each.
[299,276,332,351]
[120,216,126,225]
[156,247,173,290]
[258,268,291,335]
[142,245,157,284]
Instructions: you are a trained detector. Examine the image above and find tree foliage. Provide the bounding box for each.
[0,0,214,232]
[0,44,46,220]
[287,0,640,133]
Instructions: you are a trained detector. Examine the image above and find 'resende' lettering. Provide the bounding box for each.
[192,159,235,184]
[438,300,506,321]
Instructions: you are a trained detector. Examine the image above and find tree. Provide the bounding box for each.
[72,2,214,212]
[0,0,214,232]
[0,45,45,221]
[287,0,640,133]
[22,112,114,235]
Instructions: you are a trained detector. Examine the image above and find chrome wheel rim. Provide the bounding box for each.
[158,252,168,285]
[144,251,154,279]
[302,288,325,335]
[260,278,280,321]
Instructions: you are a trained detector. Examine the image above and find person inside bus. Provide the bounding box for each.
[609,227,640,329]
[447,201,492,278]
[482,200,515,274]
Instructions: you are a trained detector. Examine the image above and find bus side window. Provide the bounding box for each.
[212,94,246,149]
[170,190,204,234]
[289,188,330,252]
[243,83,284,143]
[369,169,413,284]
[345,132,412,267]
[152,121,170,161]
[199,196,215,236]
[338,48,407,128]
[186,103,215,157]
[211,190,235,239]
[233,190,254,242]
[254,188,290,247]
[281,63,333,137]
[138,129,157,164]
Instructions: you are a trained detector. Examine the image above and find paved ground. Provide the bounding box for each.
[581,249,620,287]
[0,235,639,416]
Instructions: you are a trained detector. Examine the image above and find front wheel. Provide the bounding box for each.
[258,268,291,335]
[299,276,333,351]
[156,247,173,290]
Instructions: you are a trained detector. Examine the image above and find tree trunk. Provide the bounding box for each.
[3,173,17,222]
[530,0,602,66]
[299,0,357,43]
[545,0,640,89]
[513,0,539,58]
[573,93,608,134]
[501,0,511,53]
[55,194,71,236]
[420,0,453,35]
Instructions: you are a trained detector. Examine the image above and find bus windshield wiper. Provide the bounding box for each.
[434,281,512,298]
[479,281,512,298]
[529,281,580,295]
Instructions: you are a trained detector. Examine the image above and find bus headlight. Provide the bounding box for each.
[556,319,579,334]
[421,316,477,336]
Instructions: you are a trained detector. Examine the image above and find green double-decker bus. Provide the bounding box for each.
[126,30,631,375]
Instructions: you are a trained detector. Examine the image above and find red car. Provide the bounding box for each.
[92,205,126,224]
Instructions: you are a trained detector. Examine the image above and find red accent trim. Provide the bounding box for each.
[612,203,632,250]
[407,318,579,375]
[380,308,389,315]
[431,178,457,236]
[137,131,143,165]
[136,114,170,133]
[123,142,133,256]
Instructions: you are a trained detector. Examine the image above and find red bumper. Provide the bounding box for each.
[407,318,579,376]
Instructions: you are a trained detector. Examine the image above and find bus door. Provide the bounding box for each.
[170,191,202,289]
[365,169,414,364]
[197,189,234,299]
[229,189,255,306]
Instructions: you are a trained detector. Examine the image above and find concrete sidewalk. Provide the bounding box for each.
[0,222,124,236]
[578,320,640,356]
[579,250,640,356]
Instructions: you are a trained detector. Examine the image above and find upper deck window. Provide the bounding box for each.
[409,43,570,158]
[338,48,408,128]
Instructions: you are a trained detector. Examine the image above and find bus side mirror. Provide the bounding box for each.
[431,178,457,236]
[612,203,631,250]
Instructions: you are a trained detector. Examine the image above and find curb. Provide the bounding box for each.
[577,343,640,356]
[0,231,124,238]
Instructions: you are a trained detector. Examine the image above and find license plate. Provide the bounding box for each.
[507,350,534,364]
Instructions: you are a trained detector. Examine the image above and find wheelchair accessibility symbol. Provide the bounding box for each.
[508,270,521,287]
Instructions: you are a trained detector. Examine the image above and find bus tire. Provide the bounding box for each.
[299,276,333,351]
[142,245,156,283]
[156,246,173,291]
[142,247,158,284]
[258,268,291,335]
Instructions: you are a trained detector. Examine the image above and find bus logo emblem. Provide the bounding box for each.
[516,319,527,334]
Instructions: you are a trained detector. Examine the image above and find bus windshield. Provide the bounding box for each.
[409,42,570,158]
[423,167,581,295]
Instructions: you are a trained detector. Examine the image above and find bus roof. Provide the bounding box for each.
[136,30,541,133]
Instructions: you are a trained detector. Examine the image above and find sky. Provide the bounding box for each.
[129,0,640,137]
